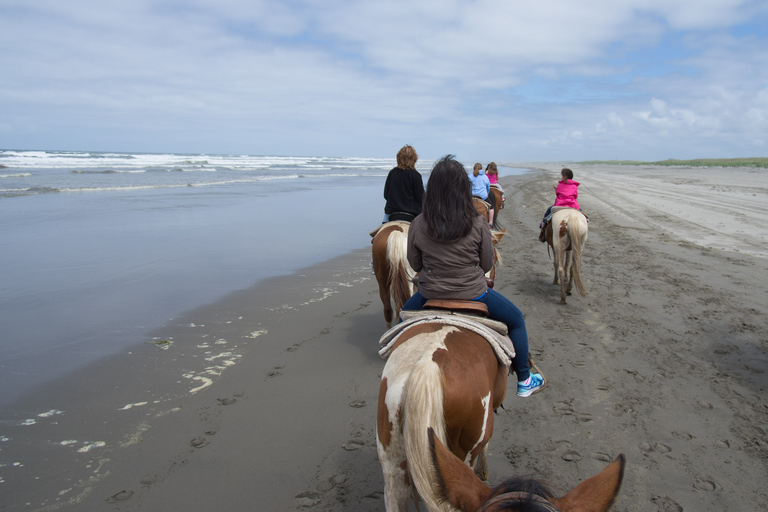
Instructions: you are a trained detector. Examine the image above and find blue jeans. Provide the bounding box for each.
[401,289,531,381]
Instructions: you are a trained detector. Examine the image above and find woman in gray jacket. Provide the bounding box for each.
[401,155,544,397]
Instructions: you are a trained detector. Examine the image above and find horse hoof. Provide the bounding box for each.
[566,291,572,296]
[560,299,568,305]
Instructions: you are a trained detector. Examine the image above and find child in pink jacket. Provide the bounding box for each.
[539,168,580,241]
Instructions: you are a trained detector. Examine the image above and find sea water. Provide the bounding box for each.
[0,150,528,409]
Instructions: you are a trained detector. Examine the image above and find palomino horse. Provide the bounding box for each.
[428,428,625,512]
[377,314,509,512]
[371,221,416,328]
[545,208,588,304]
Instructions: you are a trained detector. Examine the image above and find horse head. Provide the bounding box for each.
[428,427,625,512]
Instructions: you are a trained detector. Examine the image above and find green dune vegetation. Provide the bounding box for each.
[578,157,768,168]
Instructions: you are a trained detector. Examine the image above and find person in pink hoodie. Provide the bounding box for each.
[538,168,580,242]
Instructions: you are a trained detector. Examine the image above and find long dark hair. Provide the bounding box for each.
[422,155,478,241]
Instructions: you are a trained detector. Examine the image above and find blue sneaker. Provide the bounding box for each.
[517,373,545,397]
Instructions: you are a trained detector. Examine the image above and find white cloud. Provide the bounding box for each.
[0,0,766,159]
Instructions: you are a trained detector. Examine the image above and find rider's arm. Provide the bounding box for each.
[407,221,423,272]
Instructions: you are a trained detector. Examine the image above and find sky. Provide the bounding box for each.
[1,0,767,161]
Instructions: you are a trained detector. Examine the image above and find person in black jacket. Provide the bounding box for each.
[382,145,424,223]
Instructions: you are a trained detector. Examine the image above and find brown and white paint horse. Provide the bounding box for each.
[428,428,625,512]
[371,221,416,328]
[377,323,508,511]
[545,208,588,304]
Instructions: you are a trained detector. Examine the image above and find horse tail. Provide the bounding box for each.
[403,353,448,511]
[387,229,415,313]
[569,212,587,297]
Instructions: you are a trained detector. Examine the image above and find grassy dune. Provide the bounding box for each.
[578,157,768,168]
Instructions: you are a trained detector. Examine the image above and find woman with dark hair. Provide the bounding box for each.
[382,145,424,223]
[402,155,544,397]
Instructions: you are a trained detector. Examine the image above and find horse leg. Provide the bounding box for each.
[474,444,490,482]
[376,270,394,328]
[565,249,574,296]
[552,251,559,285]
[377,381,411,511]
[557,247,568,304]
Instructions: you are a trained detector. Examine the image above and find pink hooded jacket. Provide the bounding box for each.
[554,179,580,209]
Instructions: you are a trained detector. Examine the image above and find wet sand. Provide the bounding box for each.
[3,164,767,511]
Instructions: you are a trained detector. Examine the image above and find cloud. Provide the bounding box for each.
[0,0,766,159]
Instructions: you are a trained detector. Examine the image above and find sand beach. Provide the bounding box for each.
[3,164,767,511]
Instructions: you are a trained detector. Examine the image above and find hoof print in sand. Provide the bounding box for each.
[217,397,236,406]
[106,490,134,503]
[639,442,671,454]
[561,450,582,462]
[348,399,367,408]
[693,476,722,492]
[140,474,159,487]
[295,491,322,507]
[190,437,210,448]
[342,440,365,451]
[591,452,613,462]
[651,495,683,512]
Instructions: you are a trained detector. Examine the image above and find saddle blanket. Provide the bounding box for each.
[369,220,411,238]
[379,311,515,367]
[544,206,588,224]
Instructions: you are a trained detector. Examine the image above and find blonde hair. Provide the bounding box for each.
[486,162,498,175]
[473,163,482,171]
[396,145,419,170]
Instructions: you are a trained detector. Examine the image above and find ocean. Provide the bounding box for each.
[0,150,529,409]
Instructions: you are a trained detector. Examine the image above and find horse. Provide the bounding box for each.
[489,186,504,213]
[473,197,501,230]
[428,427,625,512]
[371,221,416,328]
[376,315,510,512]
[544,208,588,305]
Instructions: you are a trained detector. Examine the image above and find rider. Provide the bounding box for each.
[486,162,503,192]
[539,167,580,242]
[383,145,424,223]
[402,155,545,398]
[469,163,495,227]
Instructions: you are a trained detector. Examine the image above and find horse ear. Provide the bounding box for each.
[491,228,506,244]
[428,428,492,512]
[549,454,626,512]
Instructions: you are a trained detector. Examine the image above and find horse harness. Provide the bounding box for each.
[480,491,560,512]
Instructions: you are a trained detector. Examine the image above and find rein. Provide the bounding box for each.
[480,491,560,512]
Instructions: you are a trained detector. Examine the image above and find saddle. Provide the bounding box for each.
[543,206,588,226]
[379,305,516,367]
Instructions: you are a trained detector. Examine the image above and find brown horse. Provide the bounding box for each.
[428,428,625,512]
[489,186,504,212]
[473,197,501,230]
[377,321,509,511]
[545,208,588,304]
[371,221,416,328]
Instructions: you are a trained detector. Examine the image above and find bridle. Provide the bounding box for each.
[480,491,560,512]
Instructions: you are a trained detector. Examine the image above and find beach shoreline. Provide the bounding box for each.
[3,164,767,511]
